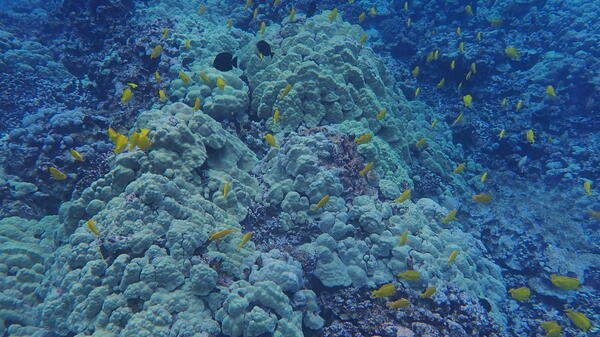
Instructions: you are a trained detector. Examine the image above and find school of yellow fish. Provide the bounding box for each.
[45,1,597,334]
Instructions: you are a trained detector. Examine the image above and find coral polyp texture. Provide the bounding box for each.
[1,0,599,336]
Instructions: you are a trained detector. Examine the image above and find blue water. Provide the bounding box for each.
[1,0,598,336]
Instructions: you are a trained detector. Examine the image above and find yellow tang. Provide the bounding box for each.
[185,39,191,49]
[209,229,239,241]
[155,71,161,83]
[279,84,293,99]
[371,283,396,298]
[48,167,67,180]
[398,231,409,246]
[516,99,523,111]
[412,66,420,78]
[313,194,330,210]
[288,8,296,22]
[540,321,562,337]
[359,162,375,175]
[194,97,202,112]
[121,88,133,104]
[447,250,459,263]
[442,209,458,224]
[199,72,211,84]
[454,163,465,174]
[161,28,170,40]
[223,181,231,199]
[217,77,227,90]
[179,71,191,84]
[565,309,591,332]
[499,129,506,140]
[415,137,427,148]
[509,287,531,301]
[472,193,493,203]
[480,172,488,183]
[506,46,520,59]
[437,78,445,88]
[387,298,410,308]
[252,8,258,20]
[414,87,421,97]
[452,113,464,126]
[376,108,387,120]
[395,189,411,203]
[583,180,592,196]
[69,149,85,162]
[550,274,580,290]
[259,21,266,33]
[358,12,366,23]
[431,120,438,128]
[526,129,535,144]
[359,33,368,44]
[86,219,101,236]
[355,133,373,144]
[421,287,436,298]
[398,270,420,280]
[159,89,167,103]
[238,232,254,248]
[273,109,281,127]
[264,133,279,148]
[370,7,376,17]
[114,133,128,154]
[150,45,162,59]
[328,8,338,21]
[198,5,206,15]
[546,85,557,97]
[245,0,251,9]
[465,5,474,16]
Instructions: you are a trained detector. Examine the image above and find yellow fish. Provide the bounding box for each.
[245,0,252,9]
[227,18,233,28]
[328,8,338,21]
[546,85,557,97]
[108,127,119,143]
[434,49,439,60]
[431,120,438,128]
[114,133,128,154]
[583,181,592,196]
[447,250,459,263]
[398,231,409,246]
[129,129,151,151]
[471,62,477,74]
[450,60,456,70]
[421,287,436,298]
[121,88,133,104]
[509,287,531,301]
[414,87,421,98]
[426,51,435,62]
[159,89,167,103]
[358,12,366,23]
[179,71,191,84]
[273,109,281,127]
[273,0,280,7]
[415,137,427,148]
[526,129,535,144]
[209,229,239,241]
[370,7,376,17]
[264,133,279,148]
[355,133,373,144]
[395,189,411,203]
[253,8,258,20]
[407,17,411,27]
[185,39,191,49]
[442,209,458,224]
[458,81,463,90]
[465,5,474,16]
[565,309,591,332]
[313,194,330,210]
[69,149,84,162]
[155,71,161,83]
[198,5,206,15]
[127,82,138,88]
[162,28,170,40]
[436,78,445,88]
[480,172,488,183]
[516,99,523,111]
[540,321,562,337]
[588,210,600,220]
[472,193,493,203]
[359,33,368,44]
[199,72,211,84]
[477,32,482,41]
[348,0,355,3]
[376,108,387,120]
[259,21,266,34]
[86,219,101,236]
[359,162,375,175]
[465,70,473,81]
[194,97,202,112]
[489,18,503,27]
[387,298,410,309]
[404,1,408,11]
[48,167,67,180]
[501,97,507,106]
[412,66,420,77]
[217,77,227,90]
[456,26,462,36]
[506,46,520,59]
[499,129,506,140]
[398,270,420,280]
[223,181,231,199]
[150,45,162,59]
[452,113,464,126]
[454,163,465,174]
[288,8,296,22]
[371,283,396,298]
[551,274,580,290]
[279,84,292,99]
[238,232,253,248]
[459,41,465,53]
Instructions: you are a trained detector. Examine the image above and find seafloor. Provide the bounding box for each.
[0,0,598,336]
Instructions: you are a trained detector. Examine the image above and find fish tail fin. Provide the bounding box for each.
[232,56,238,68]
